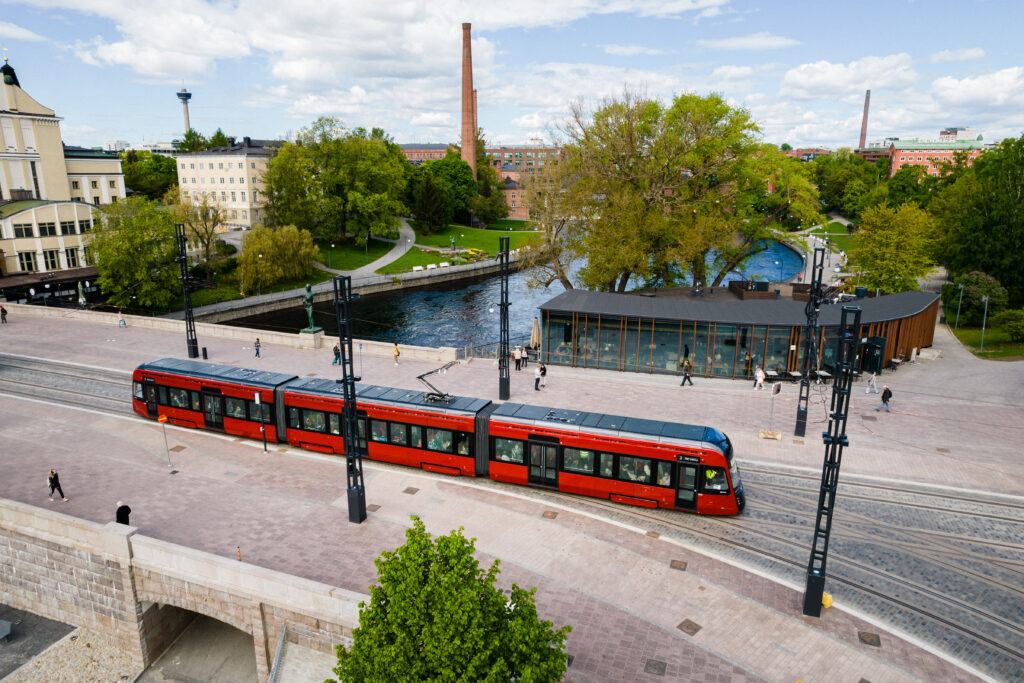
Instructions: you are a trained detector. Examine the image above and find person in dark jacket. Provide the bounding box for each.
[47,469,68,501]
[680,359,693,386]
[115,501,131,525]
[877,386,893,412]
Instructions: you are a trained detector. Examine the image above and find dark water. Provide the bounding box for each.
[224,241,803,349]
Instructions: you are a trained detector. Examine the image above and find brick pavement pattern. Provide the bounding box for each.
[1,305,1021,681]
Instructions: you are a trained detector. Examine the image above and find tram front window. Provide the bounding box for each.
[702,466,729,493]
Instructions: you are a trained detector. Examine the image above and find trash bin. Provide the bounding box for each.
[202,347,208,360]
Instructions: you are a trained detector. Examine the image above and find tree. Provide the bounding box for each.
[236,224,318,295]
[471,164,509,225]
[178,128,207,153]
[165,188,225,265]
[411,173,447,234]
[120,150,178,200]
[330,516,571,683]
[519,160,585,290]
[780,143,793,151]
[426,150,478,224]
[262,142,319,229]
[942,271,1008,326]
[208,128,230,148]
[90,196,179,310]
[994,309,1024,342]
[930,135,1024,305]
[851,203,935,293]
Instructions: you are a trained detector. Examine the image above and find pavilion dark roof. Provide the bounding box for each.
[539,289,939,327]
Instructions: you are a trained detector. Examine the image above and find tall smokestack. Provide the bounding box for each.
[858,89,870,149]
[177,88,192,134]
[461,23,477,179]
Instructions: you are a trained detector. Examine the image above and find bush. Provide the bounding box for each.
[942,271,1008,326]
[994,309,1024,342]
[216,240,238,256]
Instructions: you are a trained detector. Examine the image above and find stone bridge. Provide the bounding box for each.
[0,498,362,681]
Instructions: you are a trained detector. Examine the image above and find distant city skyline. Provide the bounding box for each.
[1,1,1021,149]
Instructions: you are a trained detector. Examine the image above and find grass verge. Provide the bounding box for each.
[319,238,395,270]
[414,225,537,254]
[948,324,1024,359]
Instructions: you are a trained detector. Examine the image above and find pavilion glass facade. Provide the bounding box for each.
[542,312,843,378]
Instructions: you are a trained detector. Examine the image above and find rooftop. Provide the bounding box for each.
[63,145,121,160]
[891,139,984,151]
[0,199,51,218]
[178,138,280,157]
[398,143,453,151]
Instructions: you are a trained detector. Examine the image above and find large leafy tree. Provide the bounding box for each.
[331,516,571,683]
[520,159,585,290]
[810,149,888,216]
[262,142,319,229]
[90,196,179,309]
[208,128,230,148]
[851,203,935,293]
[119,150,178,200]
[237,224,318,295]
[177,128,208,153]
[411,173,447,234]
[471,164,509,225]
[164,188,225,265]
[930,135,1024,305]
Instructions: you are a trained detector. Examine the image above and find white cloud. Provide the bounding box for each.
[410,112,454,127]
[930,48,985,63]
[602,44,665,56]
[698,32,798,50]
[933,67,1024,107]
[712,65,753,80]
[510,112,548,129]
[0,21,46,42]
[779,54,917,99]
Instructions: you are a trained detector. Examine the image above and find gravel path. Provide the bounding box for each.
[5,628,140,683]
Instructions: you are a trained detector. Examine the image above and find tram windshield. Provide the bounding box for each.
[704,428,733,461]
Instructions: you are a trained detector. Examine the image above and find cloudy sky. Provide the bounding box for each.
[1,0,1021,149]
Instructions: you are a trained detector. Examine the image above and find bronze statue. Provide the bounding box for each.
[302,284,315,329]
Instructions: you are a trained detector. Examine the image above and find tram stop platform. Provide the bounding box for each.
[0,303,1022,682]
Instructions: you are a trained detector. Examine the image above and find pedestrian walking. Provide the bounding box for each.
[1,304,7,323]
[117,311,126,327]
[47,469,68,502]
[754,366,765,391]
[393,343,400,365]
[522,347,529,368]
[680,359,693,386]
[514,346,522,371]
[865,371,878,394]
[332,343,341,365]
[254,338,261,358]
[115,501,131,525]
[534,364,542,391]
[540,362,547,387]
[876,385,893,412]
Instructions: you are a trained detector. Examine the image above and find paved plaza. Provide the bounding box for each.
[0,304,1021,681]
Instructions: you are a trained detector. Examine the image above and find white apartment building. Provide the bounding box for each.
[176,137,277,230]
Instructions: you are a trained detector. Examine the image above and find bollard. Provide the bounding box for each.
[202,347,208,360]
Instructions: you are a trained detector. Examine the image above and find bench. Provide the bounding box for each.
[426,263,437,270]
[412,265,424,272]
[439,262,450,268]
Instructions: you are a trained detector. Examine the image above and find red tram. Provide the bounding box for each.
[132,358,744,515]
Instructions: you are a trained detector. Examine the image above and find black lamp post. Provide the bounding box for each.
[333,274,367,524]
[175,223,199,358]
[498,236,510,400]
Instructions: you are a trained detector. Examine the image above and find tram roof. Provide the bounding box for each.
[539,289,939,326]
[138,358,298,389]
[492,402,715,443]
[285,377,492,416]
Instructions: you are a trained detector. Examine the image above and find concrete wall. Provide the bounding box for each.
[0,497,362,682]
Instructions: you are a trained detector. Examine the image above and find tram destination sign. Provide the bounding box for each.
[677,454,701,464]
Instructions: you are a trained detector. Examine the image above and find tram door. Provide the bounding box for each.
[143,383,158,419]
[201,391,224,431]
[675,464,698,510]
[528,442,558,487]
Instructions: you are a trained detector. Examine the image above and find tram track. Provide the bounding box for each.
[2,354,1021,679]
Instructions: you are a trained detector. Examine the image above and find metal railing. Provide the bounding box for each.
[459,333,533,360]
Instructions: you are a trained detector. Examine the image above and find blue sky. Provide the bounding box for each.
[1,0,1021,149]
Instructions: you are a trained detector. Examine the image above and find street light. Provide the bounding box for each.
[257,253,263,296]
[329,243,335,270]
[980,295,990,353]
[774,260,782,282]
[403,238,411,272]
[459,233,464,265]
[954,283,964,330]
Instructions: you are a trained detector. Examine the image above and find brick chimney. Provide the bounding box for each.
[461,23,477,179]
[859,89,870,149]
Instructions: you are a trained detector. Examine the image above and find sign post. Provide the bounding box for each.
[255,392,268,453]
[758,383,783,440]
[158,414,173,467]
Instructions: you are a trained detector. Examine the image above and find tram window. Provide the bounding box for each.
[329,414,340,436]
[248,401,271,423]
[563,448,595,475]
[702,466,729,494]
[426,428,453,453]
[133,382,143,400]
[303,409,326,433]
[494,438,524,463]
[190,392,201,411]
[409,425,423,449]
[599,453,615,478]
[618,456,652,484]
[656,462,672,488]
[158,386,168,405]
[225,397,247,419]
[390,422,407,446]
[357,418,367,449]
[289,407,301,429]
[371,420,388,443]
[168,388,188,409]
[455,432,470,456]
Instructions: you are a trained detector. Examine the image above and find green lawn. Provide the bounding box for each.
[808,223,855,254]
[414,225,537,254]
[948,323,1024,359]
[376,247,486,274]
[182,269,334,309]
[484,219,535,231]
[319,238,395,270]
